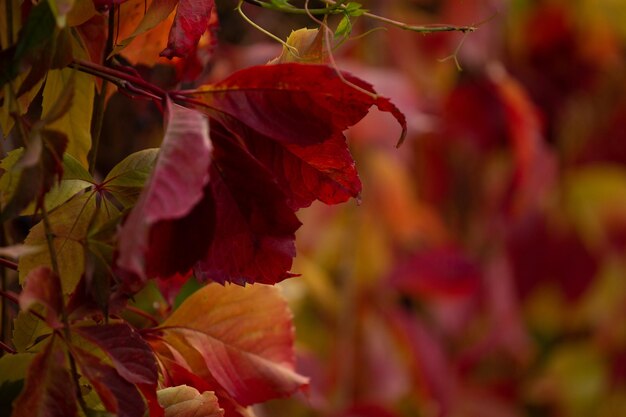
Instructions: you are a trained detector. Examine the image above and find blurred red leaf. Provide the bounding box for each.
[194,123,301,285]
[161,0,215,59]
[11,336,78,417]
[116,101,214,286]
[490,66,556,218]
[389,247,481,299]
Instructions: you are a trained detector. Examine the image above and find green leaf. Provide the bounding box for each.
[42,68,95,167]
[335,15,353,39]
[12,310,53,353]
[19,192,119,294]
[21,152,93,216]
[102,148,159,208]
[345,1,366,16]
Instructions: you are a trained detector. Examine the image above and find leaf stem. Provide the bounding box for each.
[244,0,475,33]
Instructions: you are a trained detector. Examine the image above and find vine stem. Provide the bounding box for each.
[70,59,166,103]
[244,0,476,33]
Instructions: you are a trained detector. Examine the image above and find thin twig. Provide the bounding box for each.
[0,257,18,270]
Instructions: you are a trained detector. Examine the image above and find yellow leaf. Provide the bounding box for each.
[19,192,119,293]
[42,68,94,168]
[158,386,224,417]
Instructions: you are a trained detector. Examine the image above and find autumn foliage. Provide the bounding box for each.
[1,0,626,417]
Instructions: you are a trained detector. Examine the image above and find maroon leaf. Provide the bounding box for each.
[12,336,78,417]
[161,0,216,59]
[73,347,146,417]
[194,123,301,285]
[116,101,214,286]
[389,247,481,299]
[183,64,407,147]
[181,64,405,208]
[73,322,159,385]
[230,123,361,209]
[19,266,64,328]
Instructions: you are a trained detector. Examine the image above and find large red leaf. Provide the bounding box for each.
[161,0,215,59]
[73,322,159,385]
[181,64,407,147]
[193,123,301,285]
[116,101,214,286]
[11,336,78,417]
[152,283,308,406]
[73,347,146,417]
[179,64,405,208]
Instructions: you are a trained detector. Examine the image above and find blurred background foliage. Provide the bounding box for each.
[99,0,626,416]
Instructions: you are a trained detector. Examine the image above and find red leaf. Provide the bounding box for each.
[161,0,215,59]
[183,64,407,147]
[389,247,481,299]
[11,336,78,417]
[181,64,405,208]
[73,323,159,385]
[73,347,146,417]
[116,101,214,286]
[193,123,301,285]
[19,266,64,327]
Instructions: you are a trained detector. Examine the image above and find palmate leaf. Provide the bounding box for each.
[19,192,120,294]
[151,283,308,407]
[182,63,406,209]
[116,63,407,286]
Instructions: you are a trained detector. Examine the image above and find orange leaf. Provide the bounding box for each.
[154,283,308,406]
